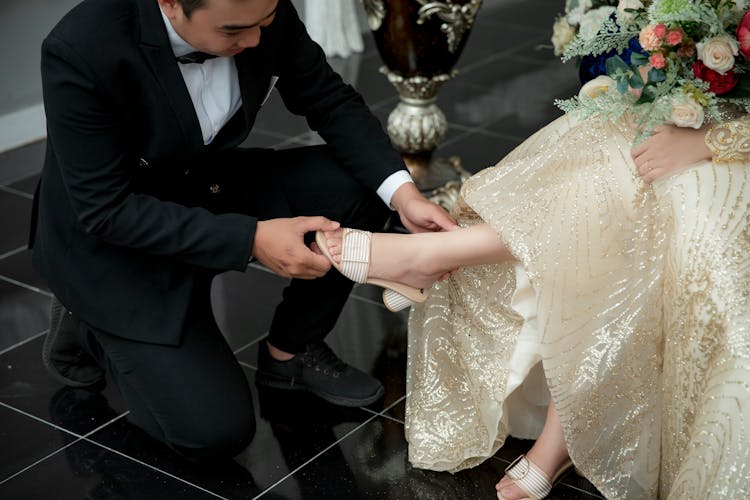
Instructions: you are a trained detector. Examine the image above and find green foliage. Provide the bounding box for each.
[555,0,750,141]
[562,18,640,61]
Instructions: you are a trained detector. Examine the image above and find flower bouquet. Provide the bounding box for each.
[554,0,750,141]
[552,0,620,56]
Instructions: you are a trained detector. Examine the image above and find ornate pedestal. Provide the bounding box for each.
[364,0,481,209]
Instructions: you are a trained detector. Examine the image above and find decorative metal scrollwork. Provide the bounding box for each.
[362,0,386,31]
[380,67,458,152]
[415,0,482,52]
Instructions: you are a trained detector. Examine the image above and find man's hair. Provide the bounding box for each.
[176,0,207,18]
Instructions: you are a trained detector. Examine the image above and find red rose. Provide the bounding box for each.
[692,60,739,95]
[738,10,750,59]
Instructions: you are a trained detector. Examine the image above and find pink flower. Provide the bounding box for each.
[737,10,750,59]
[649,52,667,69]
[639,25,663,51]
[666,30,683,46]
[653,23,667,38]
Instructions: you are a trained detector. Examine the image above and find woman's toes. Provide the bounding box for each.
[496,476,510,490]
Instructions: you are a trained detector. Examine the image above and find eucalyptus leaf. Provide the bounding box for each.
[617,77,630,94]
[629,71,644,89]
[636,85,658,104]
[630,52,649,66]
[647,68,666,84]
[606,55,631,75]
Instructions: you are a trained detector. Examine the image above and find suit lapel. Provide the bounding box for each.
[234,48,272,127]
[136,0,203,151]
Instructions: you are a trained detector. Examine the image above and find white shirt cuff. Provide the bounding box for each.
[376,170,414,209]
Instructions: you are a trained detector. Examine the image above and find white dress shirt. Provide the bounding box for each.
[159,8,412,207]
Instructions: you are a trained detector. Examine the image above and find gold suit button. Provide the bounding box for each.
[209,183,221,194]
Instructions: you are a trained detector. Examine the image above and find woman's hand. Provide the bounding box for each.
[632,124,713,183]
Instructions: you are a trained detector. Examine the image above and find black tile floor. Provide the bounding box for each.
[0,1,605,498]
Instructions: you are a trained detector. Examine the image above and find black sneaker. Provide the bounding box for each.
[255,341,384,407]
[42,296,105,388]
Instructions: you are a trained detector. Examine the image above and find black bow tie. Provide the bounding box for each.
[176,51,218,64]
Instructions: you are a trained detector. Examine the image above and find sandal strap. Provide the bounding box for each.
[339,228,371,283]
[505,455,552,499]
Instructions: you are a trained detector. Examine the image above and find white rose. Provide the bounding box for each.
[696,35,739,74]
[552,17,577,56]
[565,0,593,24]
[616,0,643,24]
[578,6,617,40]
[579,75,616,99]
[567,6,585,26]
[669,96,705,129]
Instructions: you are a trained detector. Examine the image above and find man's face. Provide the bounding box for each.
[159,0,278,57]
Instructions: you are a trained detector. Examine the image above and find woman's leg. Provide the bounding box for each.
[320,224,514,290]
[496,400,570,499]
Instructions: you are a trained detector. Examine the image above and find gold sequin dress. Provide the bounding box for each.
[405,114,750,499]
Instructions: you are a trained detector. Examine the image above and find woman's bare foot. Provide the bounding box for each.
[320,228,451,290]
[496,402,570,499]
[495,448,570,499]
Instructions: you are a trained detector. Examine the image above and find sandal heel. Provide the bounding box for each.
[382,289,415,312]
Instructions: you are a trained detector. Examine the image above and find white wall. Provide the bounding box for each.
[0,0,80,152]
[0,0,510,154]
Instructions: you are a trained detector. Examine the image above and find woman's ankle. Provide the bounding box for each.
[369,233,445,288]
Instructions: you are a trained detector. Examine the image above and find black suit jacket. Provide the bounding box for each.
[33,0,404,344]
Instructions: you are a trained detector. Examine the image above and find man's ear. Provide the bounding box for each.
[158,0,180,18]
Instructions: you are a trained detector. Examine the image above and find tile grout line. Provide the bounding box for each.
[0,401,85,440]
[0,184,34,200]
[0,245,28,261]
[238,360,257,371]
[252,411,381,499]
[0,328,48,357]
[0,401,225,498]
[2,400,223,498]
[449,123,526,144]
[233,332,268,356]
[253,393,407,499]
[0,400,128,443]
[0,403,130,486]
[0,169,42,188]
[359,403,405,425]
[0,437,82,486]
[0,274,52,297]
[459,39,541,76]
[347,292,389,310]
[78,436,228,499]
[558,482,606,499]
[249,127,298,141]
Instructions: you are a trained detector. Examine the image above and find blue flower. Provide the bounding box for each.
[579,37,647,84]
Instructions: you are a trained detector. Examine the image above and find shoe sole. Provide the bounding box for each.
[255,371,385,407]
[42,298,103,388]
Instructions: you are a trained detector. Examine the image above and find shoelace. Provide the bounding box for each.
[302,343,347,374]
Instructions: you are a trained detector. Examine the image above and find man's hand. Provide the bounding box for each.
[252,217,340,279]
[391,182,459,233]
[632,124,713,183]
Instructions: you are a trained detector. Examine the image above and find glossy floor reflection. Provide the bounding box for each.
[0,1,605,498]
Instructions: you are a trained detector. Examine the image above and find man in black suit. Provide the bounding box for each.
[34,0,456,461]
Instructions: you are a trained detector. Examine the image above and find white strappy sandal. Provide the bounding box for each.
[315,228,428,312]
[498,454,574,500]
